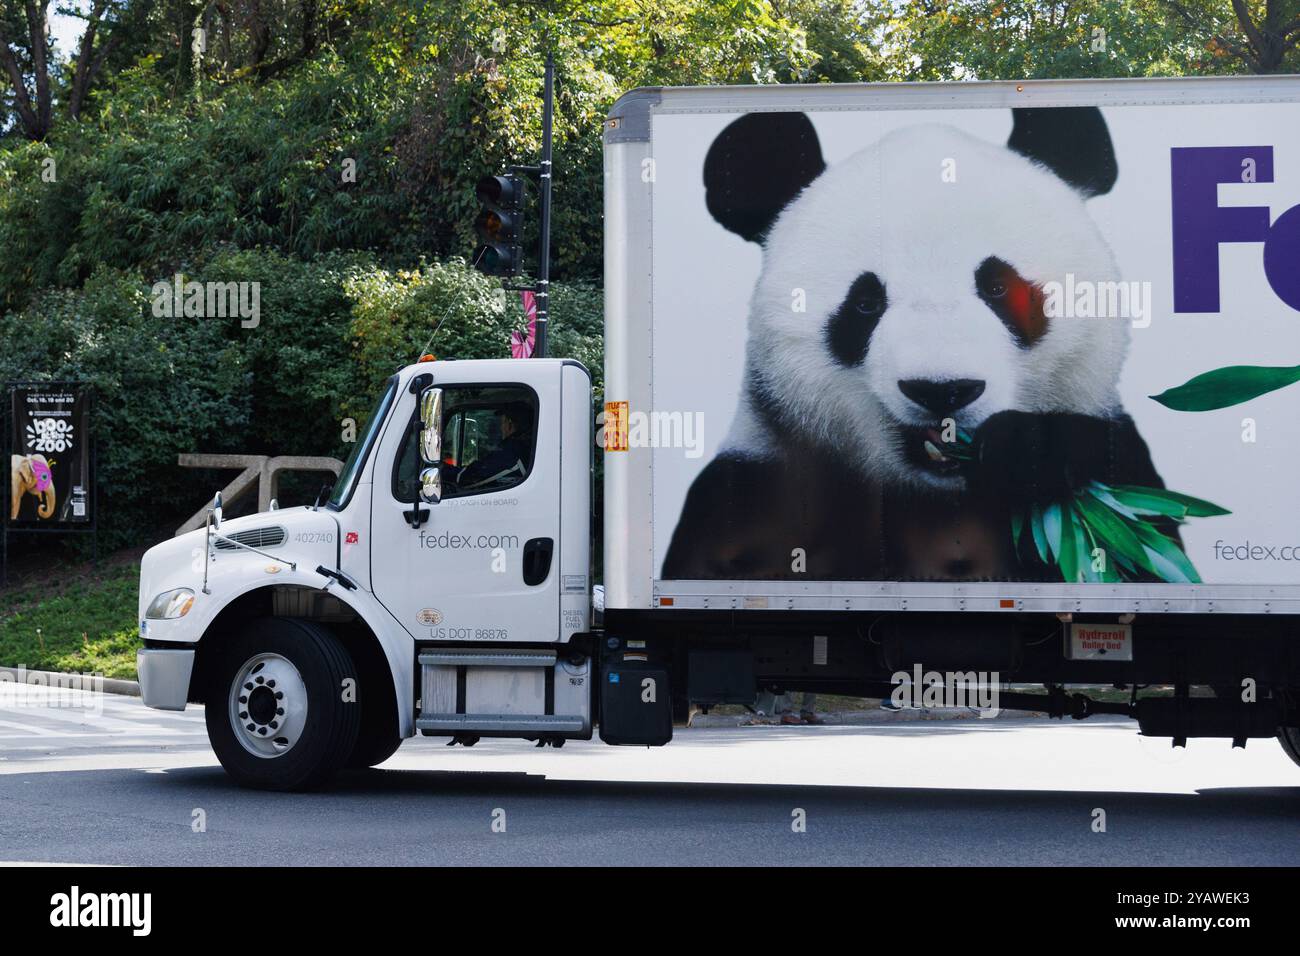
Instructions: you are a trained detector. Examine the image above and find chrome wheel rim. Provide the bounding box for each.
[228,653,307,758]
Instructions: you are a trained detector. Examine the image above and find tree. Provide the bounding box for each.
[0,1,53,138]
[1163,0,1300,73]
[883,0,1214,81]
[68,0,159,119]
[0,0,158,139]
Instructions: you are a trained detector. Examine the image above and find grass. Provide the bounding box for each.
[0,559,141,680]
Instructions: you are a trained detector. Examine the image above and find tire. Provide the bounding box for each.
[205,617,360,791]
[1279,725,1300,769]
[347,725,402,769]
[343,633,401,769]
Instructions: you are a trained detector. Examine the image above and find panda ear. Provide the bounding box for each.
[1008,107,1117,198]
[704,112,826,243]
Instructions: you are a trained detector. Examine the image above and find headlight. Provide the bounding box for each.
[146,588,195,620]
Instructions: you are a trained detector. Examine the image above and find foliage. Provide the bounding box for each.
[0,559,140,680]
[0,266,253,548]
[883,0,1226,81]
[195,248,373,457]
[0,252,601,546]
[0,53,412,307]
[345,257,603,414]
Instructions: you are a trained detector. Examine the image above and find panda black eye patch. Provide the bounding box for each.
[975,256,1047,347]
[826,271,888,366]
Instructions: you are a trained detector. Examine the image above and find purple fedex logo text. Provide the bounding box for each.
[1172,146,1300,313]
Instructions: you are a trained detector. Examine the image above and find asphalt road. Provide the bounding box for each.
[1,682,1297,866]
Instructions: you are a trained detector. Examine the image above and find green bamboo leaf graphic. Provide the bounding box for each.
[1105,487,1188,519]
[1139,543,1195,584]
[1030,504,1049,565]
[1076,493,1146,563]
[1105,537,1139,575]
[1150,365,1300,411]
[1011,511,1025,553]
[1107,485,1230,518]
[1072,504,1098,582]
[1058,505,1078,583]
[1072,509,1094,582]
[1043,502,1063,562]
[1096,544,1124,582]
[1131,521,1201,584]
[1086,482,1140,520]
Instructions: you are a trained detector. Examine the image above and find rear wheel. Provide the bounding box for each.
[205,618,360,791]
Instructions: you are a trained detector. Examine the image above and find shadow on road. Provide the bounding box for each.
[1,762,1297,865]
[155,762,1300,813]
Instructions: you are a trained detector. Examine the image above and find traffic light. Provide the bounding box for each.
[473,173,525,276]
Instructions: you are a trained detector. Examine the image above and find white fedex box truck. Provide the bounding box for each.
[137,75,1300,789]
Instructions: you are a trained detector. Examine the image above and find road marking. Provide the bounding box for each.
[0,718,79,737]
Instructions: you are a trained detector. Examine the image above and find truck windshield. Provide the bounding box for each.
[327,376,398,510]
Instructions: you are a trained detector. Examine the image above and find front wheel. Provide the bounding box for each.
[347,725,403,769]
[1279,725,1300,769]
[205,618,360,791]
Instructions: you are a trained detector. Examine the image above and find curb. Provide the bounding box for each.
[0,666,140,698]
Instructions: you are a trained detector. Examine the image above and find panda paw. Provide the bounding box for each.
[965,410,1118,503]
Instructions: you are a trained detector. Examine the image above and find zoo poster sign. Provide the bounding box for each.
[9,386,92,527]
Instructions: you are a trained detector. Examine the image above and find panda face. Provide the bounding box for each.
[734,121,1129,492]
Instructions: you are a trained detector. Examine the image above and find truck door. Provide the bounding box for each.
[371,361,562,642]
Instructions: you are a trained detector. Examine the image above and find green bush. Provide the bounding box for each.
[193,248,374,458]
[0,54,414,310]
[345,258,603,415]
[0,254,603,549]
[0,267,252,548]
[0,46,611,312]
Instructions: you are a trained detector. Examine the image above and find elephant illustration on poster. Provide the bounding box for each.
[11,454,56,520]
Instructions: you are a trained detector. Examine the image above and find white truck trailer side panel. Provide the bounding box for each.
[604,76,1300,614]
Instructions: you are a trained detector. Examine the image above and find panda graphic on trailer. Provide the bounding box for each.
[662,107,1175,582]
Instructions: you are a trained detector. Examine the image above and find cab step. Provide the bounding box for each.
[416,647,591,739]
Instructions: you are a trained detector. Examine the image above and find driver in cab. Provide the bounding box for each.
[452,405,531,492]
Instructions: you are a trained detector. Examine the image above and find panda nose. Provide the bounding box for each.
[898,378,986,416]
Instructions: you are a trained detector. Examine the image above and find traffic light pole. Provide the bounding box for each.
[534,53,554,359]
[473,55,555,358]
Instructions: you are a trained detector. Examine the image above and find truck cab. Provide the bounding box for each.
[136,358,599,789]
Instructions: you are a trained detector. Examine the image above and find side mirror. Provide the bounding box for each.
[419,387,443,466]
[419,466,442,504]
[419,426,441,466]
[212,491,223,529]
[419,386,443,429]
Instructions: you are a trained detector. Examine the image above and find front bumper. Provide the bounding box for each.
[136,648,196,711]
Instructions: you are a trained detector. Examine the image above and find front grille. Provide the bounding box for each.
[215,526,287,551]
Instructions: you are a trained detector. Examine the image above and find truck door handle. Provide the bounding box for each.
[522,538,553,586]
